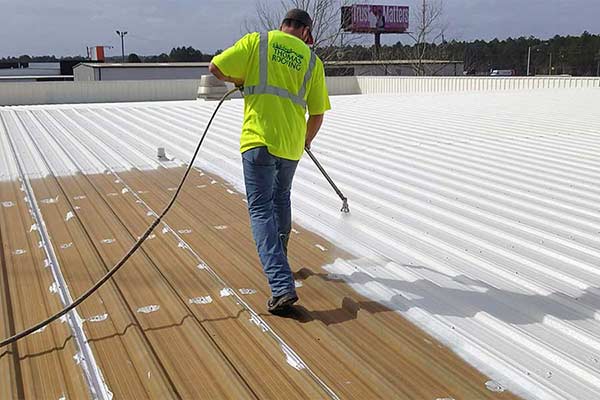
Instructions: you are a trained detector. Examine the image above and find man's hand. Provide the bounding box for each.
[305,114,324,150]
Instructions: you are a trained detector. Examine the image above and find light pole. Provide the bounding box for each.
[116,30,128,62]
[527,42,549,76]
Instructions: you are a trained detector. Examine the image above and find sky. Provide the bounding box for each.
[1,0,599,58]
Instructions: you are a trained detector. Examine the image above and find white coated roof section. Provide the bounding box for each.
[2,87,600,400]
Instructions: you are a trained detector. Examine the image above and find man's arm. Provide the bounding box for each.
[305,114,324,149]
[305,58,330,149]
[209,63,244,87]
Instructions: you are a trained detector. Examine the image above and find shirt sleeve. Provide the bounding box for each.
[306,58,331,116]
[211,33,257,81]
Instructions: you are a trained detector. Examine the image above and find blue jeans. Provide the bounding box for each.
[242,146,298,297]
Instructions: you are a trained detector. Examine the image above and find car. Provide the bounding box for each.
[490,69,516,76]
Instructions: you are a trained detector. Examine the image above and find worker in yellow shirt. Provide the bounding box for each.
[209,9,331,313]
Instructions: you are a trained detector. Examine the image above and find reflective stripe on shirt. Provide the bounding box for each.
[244,32,316,108]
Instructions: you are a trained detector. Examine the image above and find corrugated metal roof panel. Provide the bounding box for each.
[2,87,599,399]
[117,88,599,400]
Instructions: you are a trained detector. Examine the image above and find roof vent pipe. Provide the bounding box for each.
[197,74,229,101]
[157,147,169,161]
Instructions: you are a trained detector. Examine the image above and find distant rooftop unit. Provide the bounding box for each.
[73,62,210,81]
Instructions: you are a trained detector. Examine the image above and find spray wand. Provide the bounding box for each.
[304,147,350,213]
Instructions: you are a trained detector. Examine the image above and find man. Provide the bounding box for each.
[209,9,330,313]
[368,6,385,31]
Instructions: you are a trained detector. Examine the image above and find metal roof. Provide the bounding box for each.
[0,95,520,398]
[1,86,600,399]
[117,88,598,400]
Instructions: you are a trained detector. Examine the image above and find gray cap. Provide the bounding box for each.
[284,8,313,29]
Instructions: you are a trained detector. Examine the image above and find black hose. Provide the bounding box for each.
[0,86,239,348]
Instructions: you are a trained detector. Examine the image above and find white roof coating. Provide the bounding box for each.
[2,87,600,399]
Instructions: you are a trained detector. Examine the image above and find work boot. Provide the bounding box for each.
[279,232,290,256]
[267,292,298,314]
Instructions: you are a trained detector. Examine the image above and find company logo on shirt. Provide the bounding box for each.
[271,42,304,71]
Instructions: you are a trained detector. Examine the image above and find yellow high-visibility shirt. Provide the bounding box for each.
[211,30,331,161]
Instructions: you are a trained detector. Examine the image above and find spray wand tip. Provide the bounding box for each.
[341,198,350,213]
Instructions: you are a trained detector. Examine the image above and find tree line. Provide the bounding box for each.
[3,32,599,76]
[324,31,600,76]
[0,46,220,64]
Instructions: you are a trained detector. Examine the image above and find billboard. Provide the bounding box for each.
[341,4,409,33]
